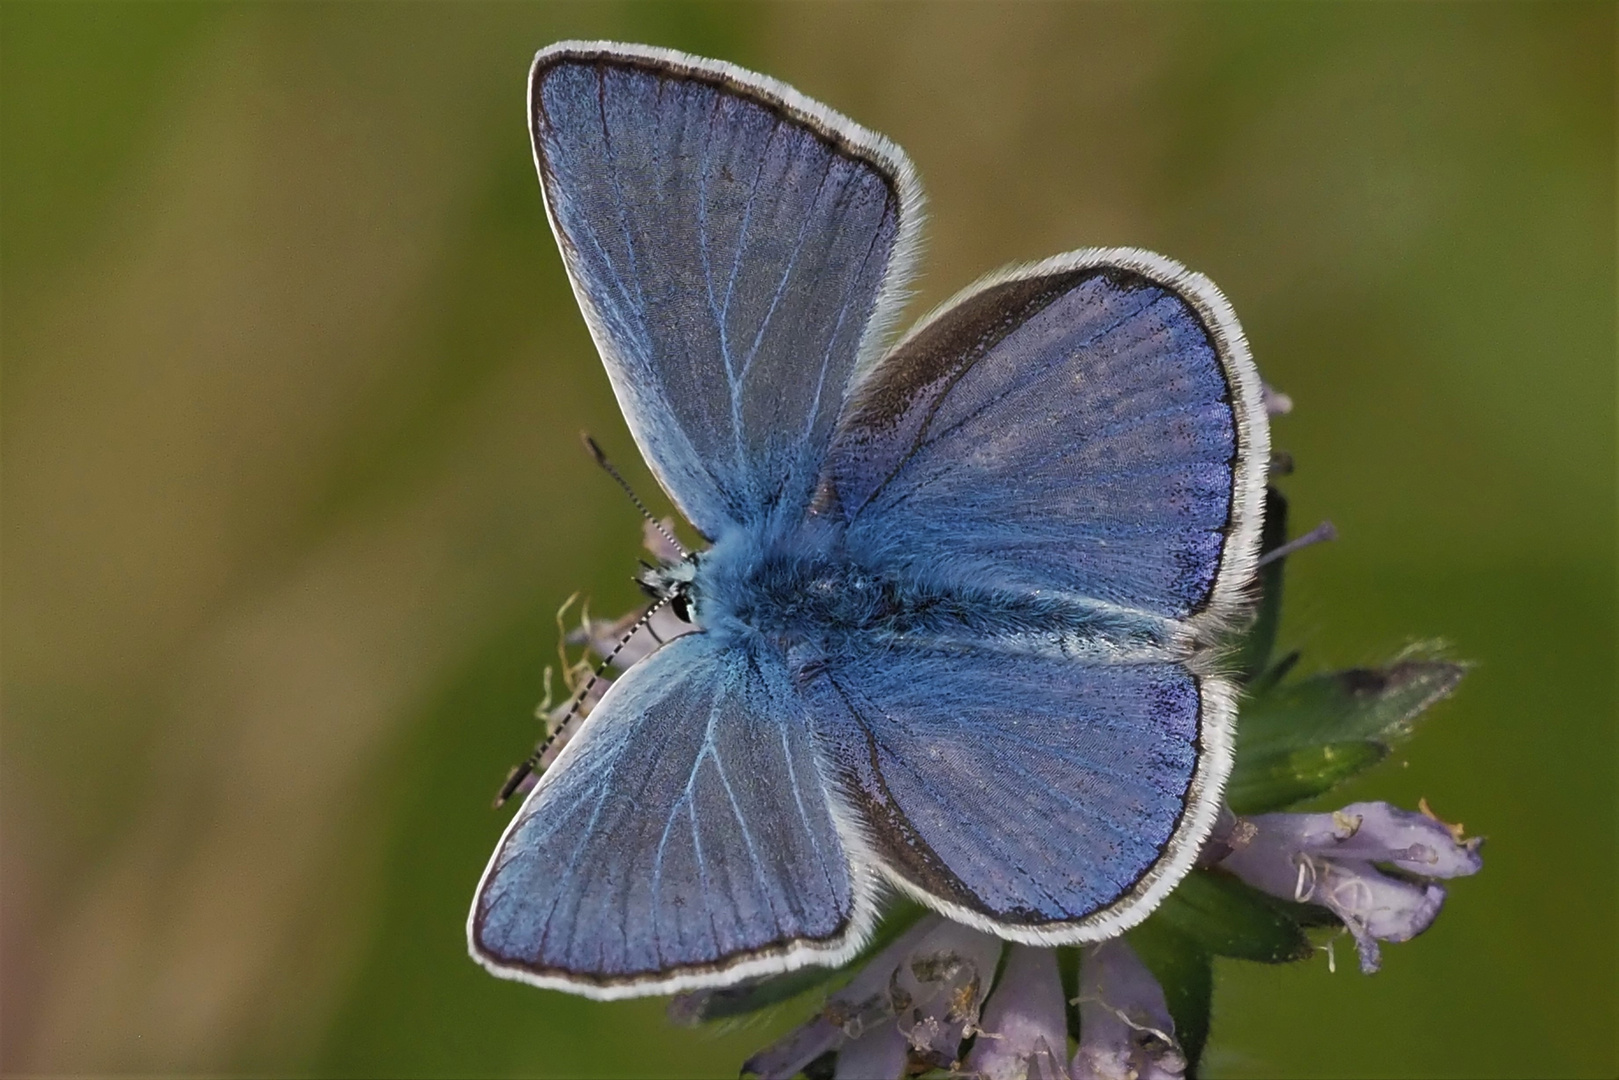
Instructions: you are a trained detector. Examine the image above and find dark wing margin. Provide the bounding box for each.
[818,247,1270,637]
[468,635,874,999]
[530,41,924,536]
[806,644,1238,944]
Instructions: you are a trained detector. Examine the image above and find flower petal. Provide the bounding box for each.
[1262,382,1294,416]
[741,917,940,1080]
[743,1016,841,1080]
[832,1022,909,1080]
[1221,800,1482,898]
[1219,802,1461,974]
[578,602,693,669]
[1331,802,1483,878]
[1307,858,1447,973]
[966,945,1069,1080]
[1072,939,1186,1080]
[643,517,685,563]
[1216,815,1314,900]
[891,920,1004,1068]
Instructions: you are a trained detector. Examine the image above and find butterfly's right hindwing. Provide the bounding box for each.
[821,249,1269,630]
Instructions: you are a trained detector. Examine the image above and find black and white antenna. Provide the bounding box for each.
[494,595,673,807]
[581,432,687,559]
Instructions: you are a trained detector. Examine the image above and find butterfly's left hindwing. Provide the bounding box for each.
[530,43,922,535]
[470,635,869,999]
[805,644,1235,943]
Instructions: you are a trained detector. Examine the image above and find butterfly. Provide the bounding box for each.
[468,41,1270,1000]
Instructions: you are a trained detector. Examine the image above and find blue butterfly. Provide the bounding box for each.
[469,41,1270,1000]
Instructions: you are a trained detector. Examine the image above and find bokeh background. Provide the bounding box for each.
[3,3,1613,1077]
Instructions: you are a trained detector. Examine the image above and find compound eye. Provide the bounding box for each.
[669,592,692,624]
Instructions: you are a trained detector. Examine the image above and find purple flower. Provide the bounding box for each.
[739,915,1003,1080]
[734,925,1190,1080]
[679,805,1480,1078]
[573,600,693,672]
[1217,800,1483,974]
[1070,939,1186,1080]
[640,515,685,564]
[964,945,1069,1080]
[890,919,1003,1068]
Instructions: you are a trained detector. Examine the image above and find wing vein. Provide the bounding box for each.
[737,146,840,386]
[780,720,833,900]
[721,117,781,469]
[706,705,780,934]
[801,188,890,466]
[687,759,724,958]
[594,67,650,319]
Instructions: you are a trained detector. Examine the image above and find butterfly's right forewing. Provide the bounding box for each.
[530,43,922,534]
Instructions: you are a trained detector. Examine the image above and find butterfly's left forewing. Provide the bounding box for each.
[477,40,919,1001]
[530,43,922,535]
[470,635,868,998]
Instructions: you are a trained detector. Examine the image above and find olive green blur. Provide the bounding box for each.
[2,3,1611,1077]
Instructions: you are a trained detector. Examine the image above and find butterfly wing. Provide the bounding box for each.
[806,642,1232,942]
[469,634,868,998]
[810,249,1268,937]
[530,42,923,535]
[819,248,1268,629]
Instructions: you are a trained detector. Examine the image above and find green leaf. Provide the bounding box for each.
[1145,869,1313,963]
[1055,945,1081,1025]
[671,964,846,1028]
[1126,921,1212,1078]
[1231,652,1467,810]
[669,900,928,1025]
[1226,739,1389,814]
[1247,648,1300,697]
[1243,653,1467,750]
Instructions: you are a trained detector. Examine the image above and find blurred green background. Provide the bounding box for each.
[2,3,1612,1077]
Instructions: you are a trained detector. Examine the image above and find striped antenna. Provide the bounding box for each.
[581,432,688,559]
[494,594,673,808]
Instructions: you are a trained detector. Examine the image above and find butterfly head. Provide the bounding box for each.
[636,523,788,640]
[637,555,699,626]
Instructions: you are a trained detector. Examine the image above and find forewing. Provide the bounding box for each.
[806,644,1234,941]
[469,634,865,998]
[531,43,922,534]
[820,249,1268,627]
